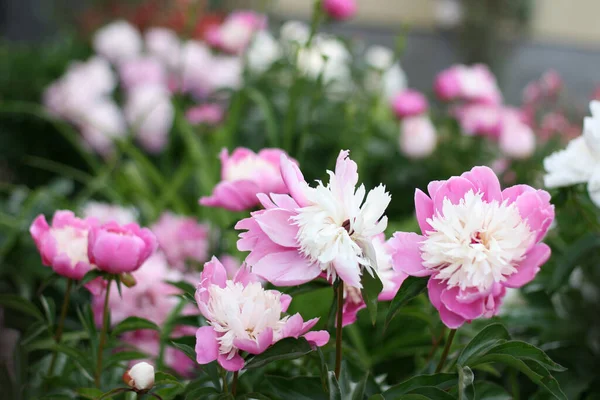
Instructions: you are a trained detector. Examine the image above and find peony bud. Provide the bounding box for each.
[124,362,155,391]
[322,0,357,20]
[391,89,428,119]
[120,273,137,288]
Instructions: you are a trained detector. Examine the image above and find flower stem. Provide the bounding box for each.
[95,279,112,388]
[231,371,239,396]
[334,281,344,379]
[221,367,229,394]
[435,329,457,373]
[47,278,73,377]
[425,327,446,365]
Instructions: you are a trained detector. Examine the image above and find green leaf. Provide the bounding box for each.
[457,323,510,366]
[458,366,475,400]
[408,387,456,400]
[185,387,219,399]
[550,233,600,291]
[105,351,149,368]
[80,269,106,285]
[166,280,196,298]
[39,295,56,326]
[361,271,383,325]
[328,370,342,400]
[75,387,104,399]
[171,341,196,362]
[473,381,511,400]
[265,375,328,400]
[384,277,428,330]
[0,294,44,321]
[246,87,279,147]
[154,385,186,400]
[381,373,457,398]
[471,354,566,400]
[97,387,131,399]
[483,341,566,372]
[155,371,184,387]
[111,316,160,337]
[52,344,92,371]
[351,372,369,400]
[245,337,314,369]
[283,280,332,297]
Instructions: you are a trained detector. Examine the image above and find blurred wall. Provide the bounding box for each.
[274,0,600,48]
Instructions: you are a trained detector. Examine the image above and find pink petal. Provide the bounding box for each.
[303,331,330,347]
[433,177,476,214]
[280,294,292,313]
[414,189,434,233]
[504,243,551,288]
[280,314,304,338]
[514,191,555,242]
[300,317,319,334]
[218,352,245,371]
[388,232,430,277]
[427,277,445,310]
[501,184,534,205]
[203,257,228,288]
[255,209,299,248]
[280,154,311,207]
[269,193,299,209]
[195,326,219,364]
[333,256,362,288]
[252,251,321,286]
[438,304,467,329]
[461,166,502,202]
[427,180,444,199]
[233,264,259,286]
[233,328,274,354]
[334,150,359,190]
[440,287,485,320]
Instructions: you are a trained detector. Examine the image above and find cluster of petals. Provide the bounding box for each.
[341,234,407,326]
[236,150,391,289]
[322,0,358,21]
[544,100,600,207]
[434,64,502,105]
[392,89,428,119]
[151,212,210,270]
[194,257,329,371]
[399,115,438,159]
[200,148,294,211]
[389,166,554,328]
[205,10,267,54]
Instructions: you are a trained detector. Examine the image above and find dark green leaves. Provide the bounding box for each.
[384,277,428,330]
[550,233,600,292]
[245,337,314,370]
[265,375,329,400]
[0,294,44,321]
[457,323,510,366]
[171,342,196,362]
[111,316,160,337]
[380,373,458,399]
[361,272,383,325]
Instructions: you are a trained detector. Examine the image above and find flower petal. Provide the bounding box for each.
[388,232,430,277]
[252,251,321,286]
[504,243,550,288]
[414,189,434,234]
[195,326,219,365]
[461,166,502,202]
[233,328,273,355]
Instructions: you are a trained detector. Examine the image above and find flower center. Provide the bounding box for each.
[206,282,286,358]
[421,190,533,291]
[51,226,89,267]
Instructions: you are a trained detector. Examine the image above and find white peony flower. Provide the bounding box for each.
[78,99,127,156]
[145,28,182,70]
[544,100,600,207]
[364,45,407,100]
[93,21,142,64]
[246,31,282,74]
[81,201,138,224]
[124,362,155,391]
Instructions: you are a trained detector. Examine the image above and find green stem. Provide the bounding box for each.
[221,367,229,394]
[95,279,112,388]
[47,278,73,377]
[425,327,446,365]
[231,371,239,397]
[334,281,344,379]
[435,329,457,373]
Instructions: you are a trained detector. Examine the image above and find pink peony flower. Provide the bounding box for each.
[200,148,294,211]
[119,57,167,91]
[499,114,536,159]
[341,234,407,326]
[434,64,502,104]
[185,104,224,126]
[81,201,138,225]
[236,150,391,288]
[389,166,554,328]
[93,21,142,64]
[145,28,181,71]
[205,11,267,54]
[454,103,503,137]
[399,115,437,159]
[391,89,428,118]
[322,0,358,21]
[30,211,98,280]
[194,257,329,371]
[87,221,157,274]
[152,212,209,270]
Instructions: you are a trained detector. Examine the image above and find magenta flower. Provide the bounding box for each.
[194,257,329,371]
[205,11,267,54]
[341,234,407,326]
[389,166,554,328]
[434,64,502,104]
[236,150,390,288]
[200,148,294,212]
[322,0,357,21]
[87,221,157,274]
[392,89,428,119]
[30,211,98,280]
[185,104,224,126]
[152,212,209,270]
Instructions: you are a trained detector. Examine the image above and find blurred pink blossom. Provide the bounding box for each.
[152,212,209,270]
[434,64,502,104]
[185,104,224,126]
[119,57,167,90]
[205,11,267,54]
[323,0,358,21]
[391,89,428,118]
[93,20,142,64]
[399,115,438,158]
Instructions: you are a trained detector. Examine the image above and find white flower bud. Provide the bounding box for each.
[124,362,155,391]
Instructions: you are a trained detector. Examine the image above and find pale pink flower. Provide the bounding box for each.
[236,150,391,288]
[77,99,127,156]
[185,104,224,126]
[399,115,437,159]
[145,28,181,70]
[93,21,142,64]
[152,212,209,270]
[30,211,98,280]
[119,57,167,90]
[341,234,407,326]
[205,11,267,54]
[389,166,554,328]
[392,89,428,118]
[499,115,536,159]
[88,221,156,274]
[454,103,503,137]
[194,257,329,371]
[81,201,138,225]
[434,64,502,104]
[200,148,294,211]
[322,0,358,20]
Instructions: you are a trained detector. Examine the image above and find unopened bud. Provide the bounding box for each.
[120,273,137,288]
[124,362,154,391]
